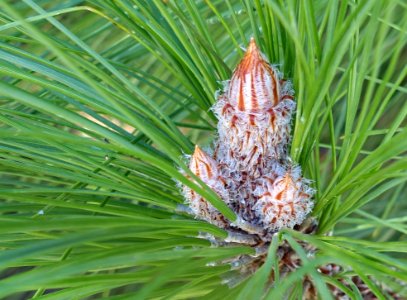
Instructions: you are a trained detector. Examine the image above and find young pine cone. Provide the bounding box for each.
[182,38,314,239]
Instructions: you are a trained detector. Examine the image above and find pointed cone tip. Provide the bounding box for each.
[248,37,257,49]
[246,38,261,56]
[192,145,206,159]
[193,145,202,154]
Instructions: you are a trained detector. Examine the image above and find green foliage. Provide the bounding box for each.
[0,0,406,298]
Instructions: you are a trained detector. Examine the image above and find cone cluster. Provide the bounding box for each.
[182,38,314,239]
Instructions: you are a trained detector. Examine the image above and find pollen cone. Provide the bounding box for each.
[227,38,280,112]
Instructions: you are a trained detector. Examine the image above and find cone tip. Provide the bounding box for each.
[192,145,206,159]
[194,145,202,153]
[247,37,259,54]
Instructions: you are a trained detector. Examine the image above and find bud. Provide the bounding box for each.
[183,146,230,228]
[227,38,280,112]
[253,167,314,231]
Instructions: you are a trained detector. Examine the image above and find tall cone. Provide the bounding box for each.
[214,38,296,173]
